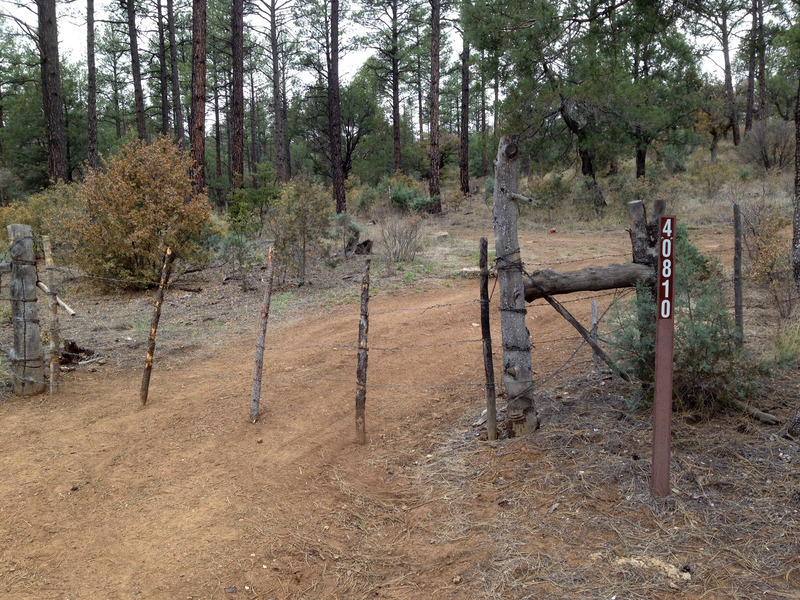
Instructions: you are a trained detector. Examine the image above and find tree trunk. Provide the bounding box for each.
[756,0,766,122]
[480,54,487,177]
[249,69,259,184]
[492,135,538,436]
[124,0,148,141]
[745,0,756,133]
[232,0,244,188]
[428,0,441,211]
[721,13,741,146]
[167,0,185,144]
[523,263,655,302]
[7,224,46,396]
[0,87,8,206]
[156,0,171,136]
[635,128,647,179]
[329,0,346,213]
[282,71,292,179]
[459,33,470,196]
[87,0,98,169]
[270,0,285,181]
[391,1,402,173]
[214,82,222,205]
[792,66,800,292]
[190,0,207,197]
[37,0,67,182]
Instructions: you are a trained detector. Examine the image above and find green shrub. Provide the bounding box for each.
[266,175,332,283]
[607,225,746,410]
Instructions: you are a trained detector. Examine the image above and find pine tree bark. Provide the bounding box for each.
[391,0,402,173]
[232,0,245,188]
[87,0,98,169]
[756,0,766,122]
[721,11,740,146]
[249,70,259,182]
[190,0,207,197]
[123,0,148,141]
[167,0,185,144]
[459,33,470,196]
[0,87,7,205]
[37,0,67,182]
[156,0,171,135]
[329,0,346,213]
[492,135,538,436]
[428,0,441,211]
[269,0,285,181]
[745,0,756,133]
[792,67,800,292]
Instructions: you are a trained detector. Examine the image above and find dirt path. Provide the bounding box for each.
[2,225,797,600]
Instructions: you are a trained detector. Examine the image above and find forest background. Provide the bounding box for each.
[0,0,798,295]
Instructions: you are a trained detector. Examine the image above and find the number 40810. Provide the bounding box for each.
[659,218,674,319]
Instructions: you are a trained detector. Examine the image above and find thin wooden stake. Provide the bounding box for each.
[355,258,371,444]
[591,299,600,373]
[140,247,174,406]
[42,236,59,394]
[479,237,497,441]
[733,203,744,347]
[251,247,276,423]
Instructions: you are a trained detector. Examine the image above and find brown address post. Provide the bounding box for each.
[651,216,675,498]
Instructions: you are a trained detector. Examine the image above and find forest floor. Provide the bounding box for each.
[0,203,798,600]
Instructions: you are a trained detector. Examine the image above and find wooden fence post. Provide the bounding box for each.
[42,236,59,394]
[480,237,498,441]
[355,259,371,444]
[250,247,276,423]
[140,247,173,406]
[492,136,538,436]
[733,203,744,347]
[7,225,46,396]
[591,300,600,373]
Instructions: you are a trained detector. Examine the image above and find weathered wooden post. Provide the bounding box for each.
[140,247,173,406]
[479,237,497,441]
[733,203,743,347]
[7,224,46,396]
[42,236,59,394]
[251,247,276,422]
[492,136,538,436]
[355,259,371,444]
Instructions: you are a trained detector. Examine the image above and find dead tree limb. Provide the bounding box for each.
[355,259,371,444]
[532,284,631,382]
[140,247,174,406]
[524,263,654,302]
[479,237,497,441]
[250,247,276,423]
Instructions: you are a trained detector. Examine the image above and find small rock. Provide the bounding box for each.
[434,231,449,239]
[257,438,263,444]
[224,585,237,594]
[452,575,462,584]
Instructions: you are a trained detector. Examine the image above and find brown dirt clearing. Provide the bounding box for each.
[1,224,798,600]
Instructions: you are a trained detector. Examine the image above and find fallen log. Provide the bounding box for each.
[524,262,655,302]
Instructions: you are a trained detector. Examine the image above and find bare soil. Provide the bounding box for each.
[1,219,798,600]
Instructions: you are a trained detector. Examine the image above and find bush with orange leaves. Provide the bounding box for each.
[75,137,212,289]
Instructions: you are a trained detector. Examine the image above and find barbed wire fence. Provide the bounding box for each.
[0,225,767,437]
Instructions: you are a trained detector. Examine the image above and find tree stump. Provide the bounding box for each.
[7,224,46,396]
[492,136,538,436]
